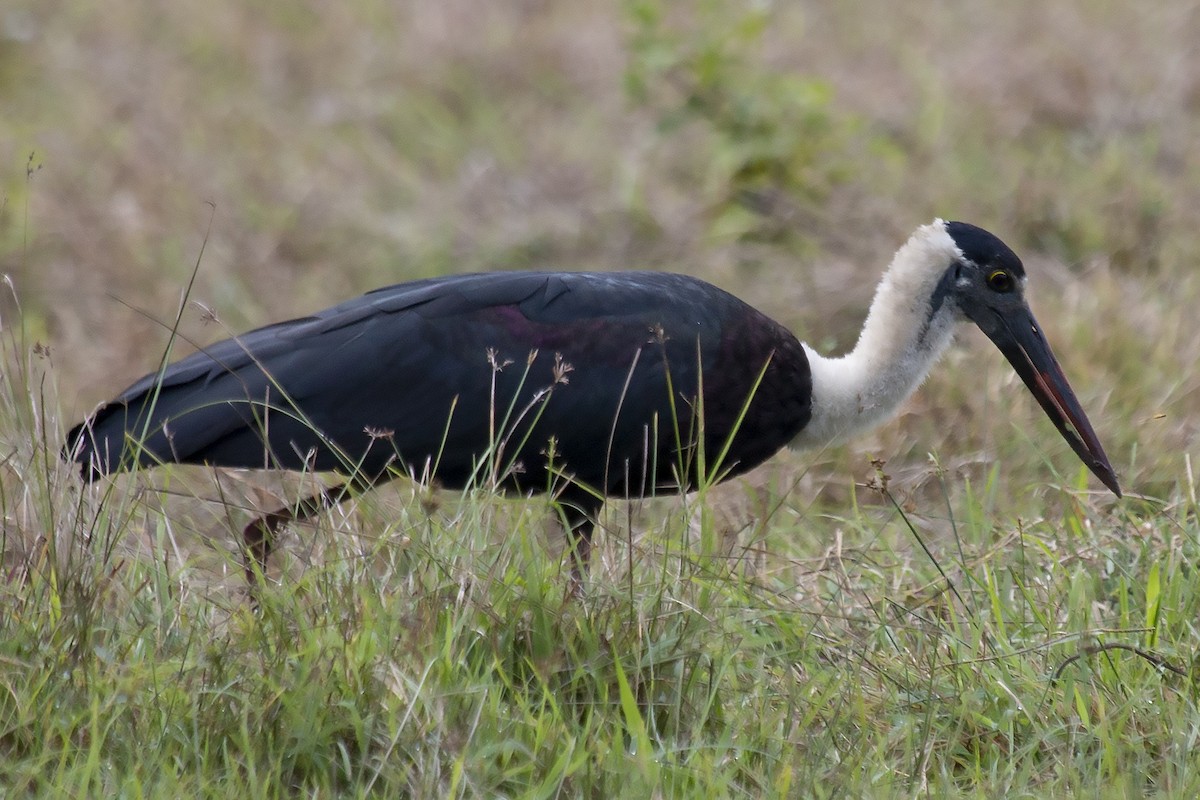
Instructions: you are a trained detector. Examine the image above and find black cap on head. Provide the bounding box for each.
[945,221,1025,277]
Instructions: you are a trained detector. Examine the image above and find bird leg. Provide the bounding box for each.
[559,496,601,592]
[242,481,356,586]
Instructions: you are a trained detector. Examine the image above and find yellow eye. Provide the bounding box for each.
[987,270,1014,293]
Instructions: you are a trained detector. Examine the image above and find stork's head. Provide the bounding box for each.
[932,220,1121,496]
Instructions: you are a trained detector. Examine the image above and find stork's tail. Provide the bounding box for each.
[62,403,138,481]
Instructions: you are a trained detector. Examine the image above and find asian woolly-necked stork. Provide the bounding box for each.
[64,220,1121,583]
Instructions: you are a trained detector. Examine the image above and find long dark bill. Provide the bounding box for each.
[986,306,1122,497]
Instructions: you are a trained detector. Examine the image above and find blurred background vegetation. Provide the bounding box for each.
[2,0,1194,504]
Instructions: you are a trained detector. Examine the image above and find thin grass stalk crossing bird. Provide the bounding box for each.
[64,220,1121,585]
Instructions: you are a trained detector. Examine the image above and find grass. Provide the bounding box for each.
[2,308,1196,798]
[3,0,1200,796]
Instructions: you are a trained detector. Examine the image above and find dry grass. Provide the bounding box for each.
[2,1,1195,482]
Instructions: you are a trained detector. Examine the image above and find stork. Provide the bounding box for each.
[64,220,1121,584]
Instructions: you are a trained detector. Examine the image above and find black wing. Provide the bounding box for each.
[66,271,810,497]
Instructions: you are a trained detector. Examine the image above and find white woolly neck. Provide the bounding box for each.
[792,220,965,451]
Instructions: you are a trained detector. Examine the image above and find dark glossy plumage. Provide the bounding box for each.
[65,220,1123,584]
[66,271,811,577]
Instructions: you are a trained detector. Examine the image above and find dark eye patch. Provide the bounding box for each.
[987,270,1014,293]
